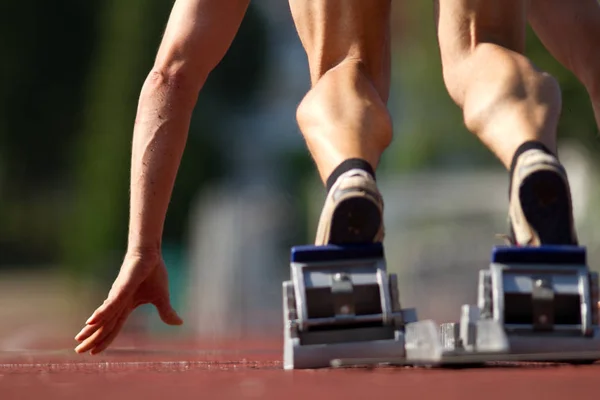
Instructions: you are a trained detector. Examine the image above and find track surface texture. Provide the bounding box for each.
[1,335,599,400]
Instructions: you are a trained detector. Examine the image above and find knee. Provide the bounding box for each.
[296,60,393,151]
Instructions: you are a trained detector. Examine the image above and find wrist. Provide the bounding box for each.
[126,239,162,257]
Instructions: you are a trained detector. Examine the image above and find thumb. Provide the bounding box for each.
[153,297,184,325]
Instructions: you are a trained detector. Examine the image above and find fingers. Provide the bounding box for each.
[74,325,112,354]
[74,322,101,342]
[86,283,135,325]
[75,310,122,354]
[85,297,129,326]
[76,295,130,349]
[89,309,132,355]
[75,307,133,354]
[86,258,154,325]
[153,297,184,326]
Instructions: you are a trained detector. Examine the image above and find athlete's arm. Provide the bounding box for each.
[73,0,250,355]
[129,0,250,253]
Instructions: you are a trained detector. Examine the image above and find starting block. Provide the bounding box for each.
[435,245,600,364]
[299,245,600,369]
[282,243,441,369]
[283,244,600,368]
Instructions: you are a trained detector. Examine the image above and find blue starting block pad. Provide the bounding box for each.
[491,245,587,265]
[290,243,384,263]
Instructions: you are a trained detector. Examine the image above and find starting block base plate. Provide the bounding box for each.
[331,349,600,368]
[284,335,407,370]
[330,326,600,368]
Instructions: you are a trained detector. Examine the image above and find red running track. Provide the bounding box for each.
[1,336,599,400]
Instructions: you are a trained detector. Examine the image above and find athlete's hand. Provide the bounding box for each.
[74,250,183,355]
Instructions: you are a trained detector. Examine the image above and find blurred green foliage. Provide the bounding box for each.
[0,1,99,265]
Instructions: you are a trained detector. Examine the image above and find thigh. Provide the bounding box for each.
[528,0,600,82]
[288,0,391,100]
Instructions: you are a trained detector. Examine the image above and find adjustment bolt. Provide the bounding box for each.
[334,272,349,282]
[535,279,544,288]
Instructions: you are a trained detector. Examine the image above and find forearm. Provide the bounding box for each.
[125,0,250,253]
[127,71,200,253]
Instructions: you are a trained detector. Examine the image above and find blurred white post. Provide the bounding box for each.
[185,182,290,339]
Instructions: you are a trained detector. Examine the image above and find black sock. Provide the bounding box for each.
[326,158,375,193]
[509,140,555,197]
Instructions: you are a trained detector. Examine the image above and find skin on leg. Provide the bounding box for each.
[435,0,562,168]
[289,0,393,182]
[74,0,250,355]
[528,0,600,132]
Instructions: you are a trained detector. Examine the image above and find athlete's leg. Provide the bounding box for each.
[435,0,577,246]
[289,0,392,244]
[528,0,600,132]
[436,0,560,166]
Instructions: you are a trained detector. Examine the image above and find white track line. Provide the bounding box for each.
[0,360,274,372]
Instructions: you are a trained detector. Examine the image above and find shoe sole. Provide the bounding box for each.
[519,169,574,245]
[328,196,382,244]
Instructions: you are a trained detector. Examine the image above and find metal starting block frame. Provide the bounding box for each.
[283,243,440,369]
[330,246,600,368]
[437,245,600,364]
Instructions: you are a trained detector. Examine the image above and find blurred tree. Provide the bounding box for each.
[0,1,100,266]
[60,0,163,276]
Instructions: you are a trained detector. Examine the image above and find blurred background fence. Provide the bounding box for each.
[1,1,599,348]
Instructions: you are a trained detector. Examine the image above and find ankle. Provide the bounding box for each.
[326,158,376,193]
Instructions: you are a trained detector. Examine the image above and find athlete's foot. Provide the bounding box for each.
[507,148,578,246]
[315,169,384,245]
